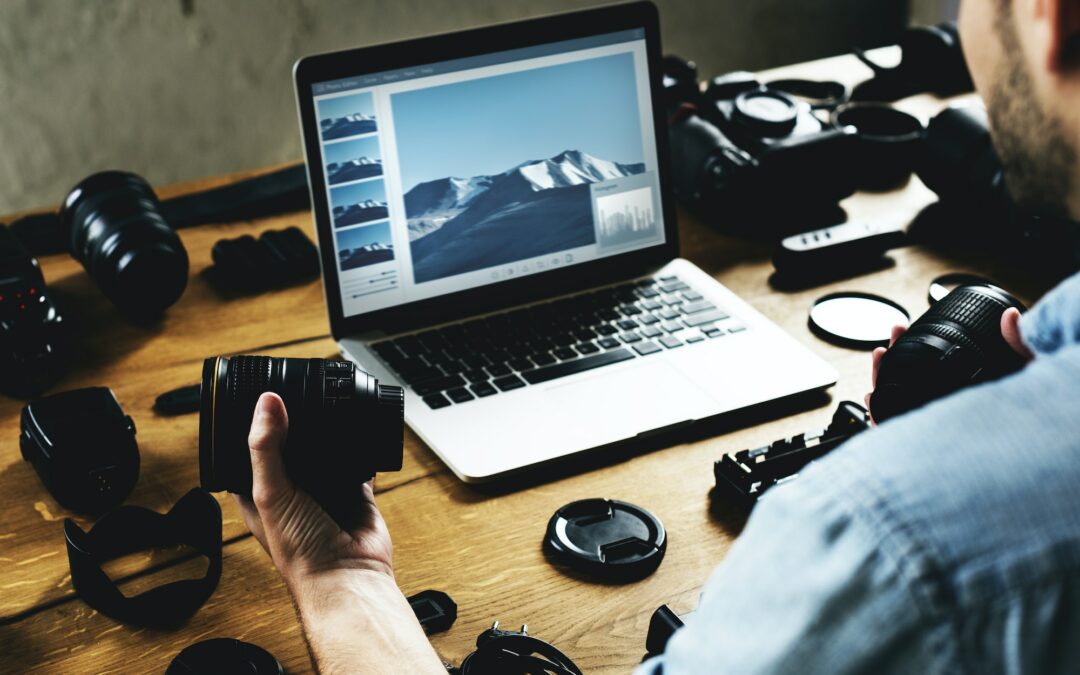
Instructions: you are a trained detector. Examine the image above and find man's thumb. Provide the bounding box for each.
[248,392,291,510]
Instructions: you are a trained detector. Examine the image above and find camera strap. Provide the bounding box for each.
[9,164,310,256]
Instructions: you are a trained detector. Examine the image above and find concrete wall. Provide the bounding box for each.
[0,0,919,214]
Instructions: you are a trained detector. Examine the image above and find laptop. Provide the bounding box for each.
[293,1,837,483]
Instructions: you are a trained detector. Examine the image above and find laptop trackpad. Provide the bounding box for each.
[544,359,719,436]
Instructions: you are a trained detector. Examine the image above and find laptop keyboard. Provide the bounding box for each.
[370,274,747,409]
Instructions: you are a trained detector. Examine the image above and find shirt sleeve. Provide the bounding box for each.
[635,446,935,675]
[1020,271,1080,356]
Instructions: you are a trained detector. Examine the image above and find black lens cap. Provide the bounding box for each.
[545,499,666,582]
[167,638,283,674]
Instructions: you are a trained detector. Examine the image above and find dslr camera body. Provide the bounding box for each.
[666,62,857,234]
[0,224,69,397]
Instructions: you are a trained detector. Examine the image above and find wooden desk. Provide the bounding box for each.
[0,51,1059,673]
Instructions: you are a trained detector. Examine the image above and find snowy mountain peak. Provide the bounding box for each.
[514,150,636,191]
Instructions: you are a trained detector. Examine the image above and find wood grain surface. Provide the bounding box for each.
[0,50,1062,673]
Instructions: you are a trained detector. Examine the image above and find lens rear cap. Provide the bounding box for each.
[545,498,666,582]
[166,638,283,674]
[809,291,910,349]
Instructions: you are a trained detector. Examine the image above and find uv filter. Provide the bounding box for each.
[809,292,910,349]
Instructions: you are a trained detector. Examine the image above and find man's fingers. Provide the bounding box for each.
[248,392,292,514]
[1001,307,1033,360]
[871,347,886,387]
[889,324,907,347]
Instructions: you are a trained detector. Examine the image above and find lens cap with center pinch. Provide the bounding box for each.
[545,498,666,582]
[167,638,283,675]
[809,292,911,349]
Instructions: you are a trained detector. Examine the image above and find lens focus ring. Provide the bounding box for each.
[230,356,273,400]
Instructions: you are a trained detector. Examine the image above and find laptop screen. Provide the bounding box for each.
[309,29,665,319]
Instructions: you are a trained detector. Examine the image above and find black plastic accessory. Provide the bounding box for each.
[545,498,666,581]
[456,622,582,675]
[60,171,190,316]
[21,387,139,514]
[166,638,283,675]
[0,223,70,397]
[408,589,458,634]
[64,488,222,628]
[713,401,872,511]
[870,284,1027,422]
[643,604,686,660]
[773,221,906,281]
[155,383,202,416]
[808,292,910,349]
[831,102,924,190]
[209,226,320,292]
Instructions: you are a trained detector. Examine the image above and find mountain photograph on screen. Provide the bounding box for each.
[319,92,378,141]
[391,52,647,283]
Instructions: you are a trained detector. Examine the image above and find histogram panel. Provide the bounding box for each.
[595,186,660,248]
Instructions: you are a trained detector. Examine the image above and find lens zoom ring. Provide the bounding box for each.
[231,355,272,400]
[923,291,1003,339]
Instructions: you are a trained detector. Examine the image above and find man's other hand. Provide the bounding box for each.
[865,307,1032,418]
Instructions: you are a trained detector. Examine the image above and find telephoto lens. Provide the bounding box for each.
[869,284,1027,422]
[199,356,404,510]
[60,171,189,315]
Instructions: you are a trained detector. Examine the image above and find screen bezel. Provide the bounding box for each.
[294,1,678,339]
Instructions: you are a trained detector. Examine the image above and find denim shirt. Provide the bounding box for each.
[638,271,1080,675]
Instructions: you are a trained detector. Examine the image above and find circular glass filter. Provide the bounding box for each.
[809,292,910,349]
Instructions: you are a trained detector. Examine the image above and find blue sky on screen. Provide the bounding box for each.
[330,179,387,209]
[336,220,392,249]
[391,52,644,191]
[318,92,375,121]
[325,135,381,165]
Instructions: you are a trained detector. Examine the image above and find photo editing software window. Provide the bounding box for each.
[311,29,664,318]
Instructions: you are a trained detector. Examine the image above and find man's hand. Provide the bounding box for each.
[865,307,1033,414]
[236,392,444,674]
[235,392,393,584]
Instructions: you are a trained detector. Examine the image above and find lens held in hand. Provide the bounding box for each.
[870,284,1026,422]
[60,171,189,315]
[199,356,404,507]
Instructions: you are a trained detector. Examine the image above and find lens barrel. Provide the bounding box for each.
[199,356,403,502]
[60,171,189,315]
[870,284,1026,422]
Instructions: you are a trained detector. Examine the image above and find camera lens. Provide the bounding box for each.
[60,171,189,315]
[870,284,1027,422]
[198,356,403,503]
[732,90,798,137]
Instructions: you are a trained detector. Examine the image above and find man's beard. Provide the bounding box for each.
[987,13,1077,217]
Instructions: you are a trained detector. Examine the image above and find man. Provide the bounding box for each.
[237,0,1080,671]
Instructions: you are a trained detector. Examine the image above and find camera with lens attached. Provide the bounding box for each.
[0,224,69,397]
[665,58,858,233]
[199,355,404,514]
